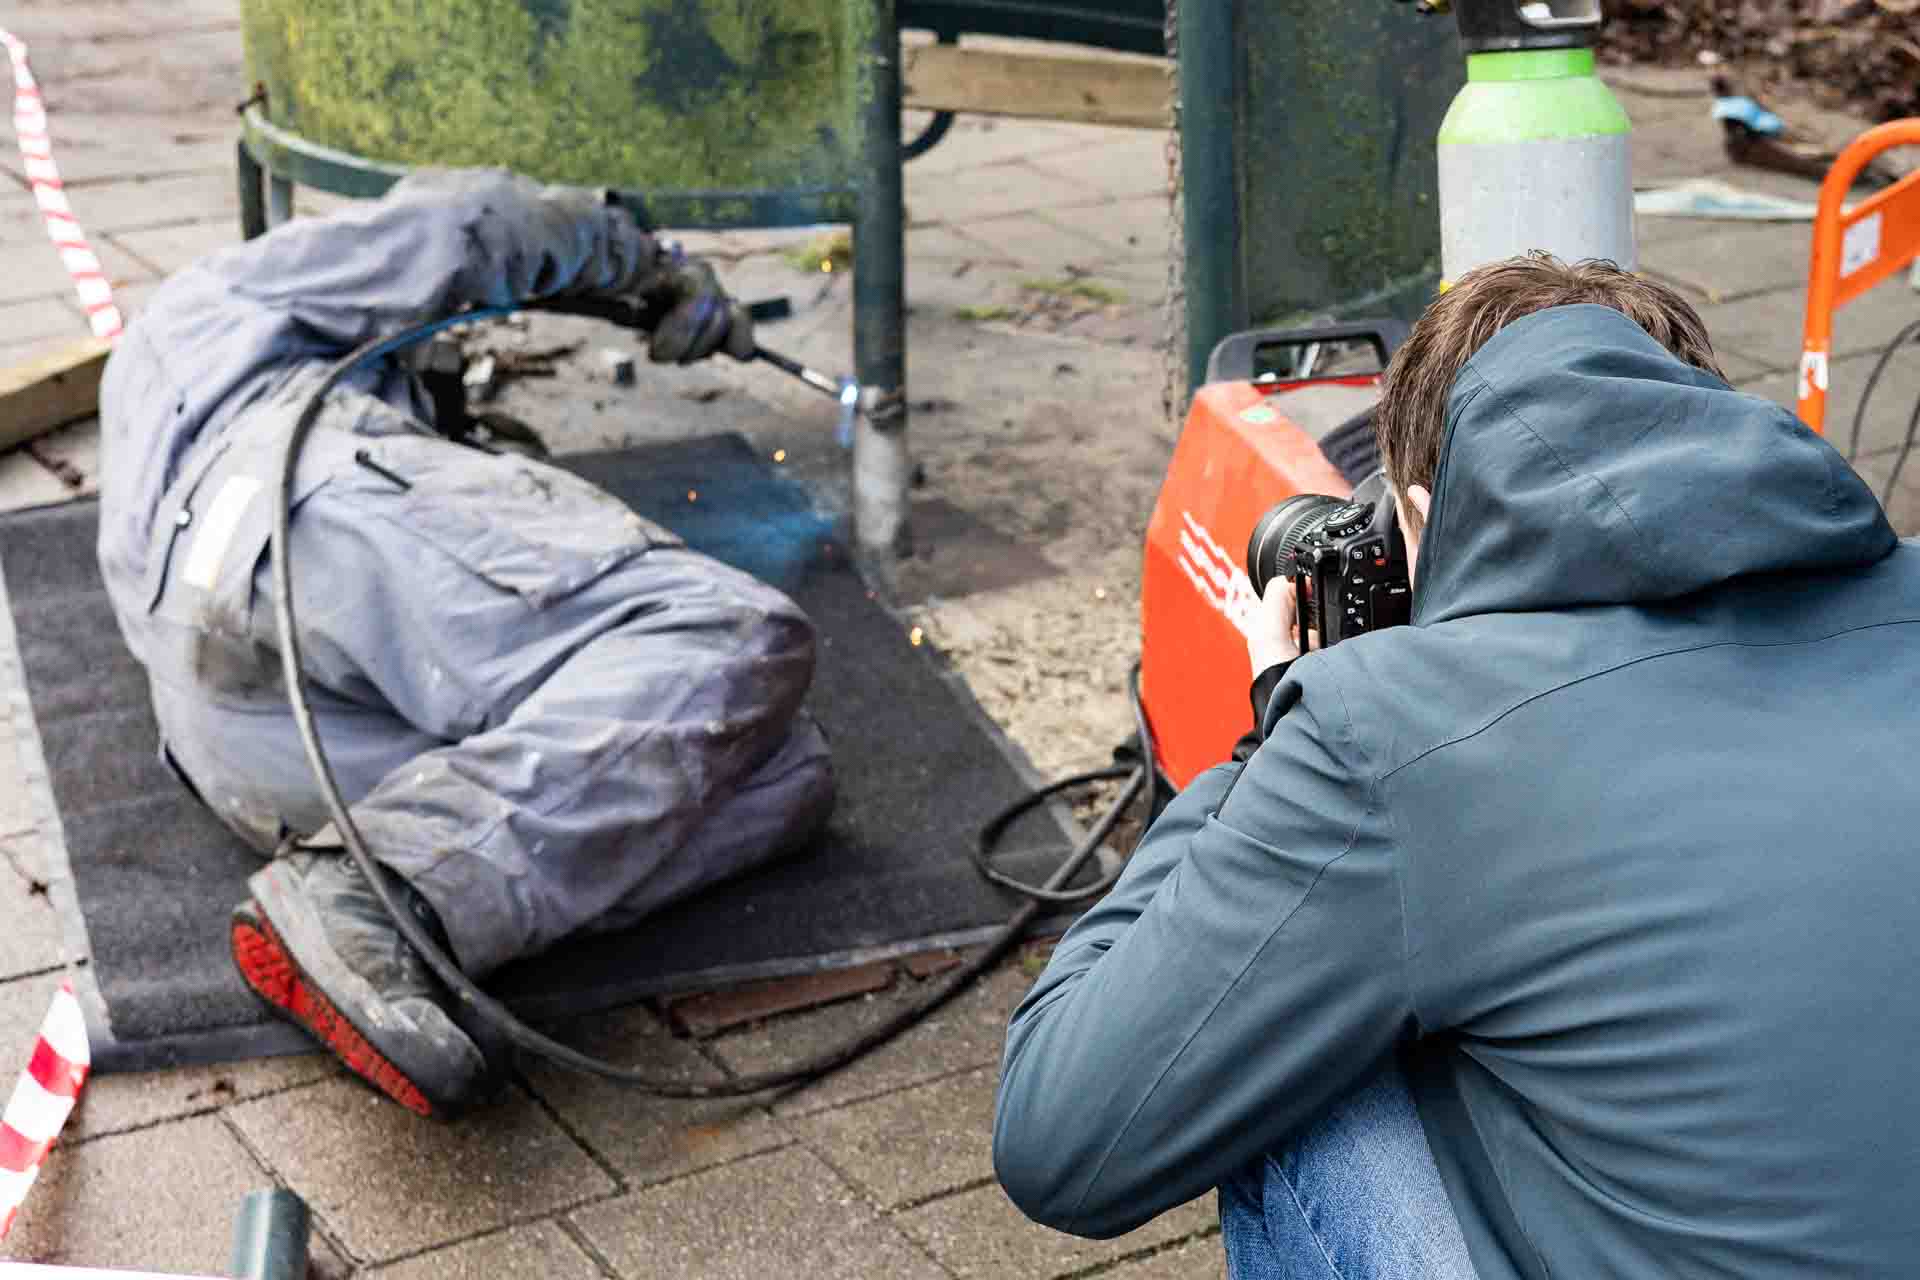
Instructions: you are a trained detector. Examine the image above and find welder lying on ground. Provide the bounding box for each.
[995,255,1920,1277]
[96,170,835,1118]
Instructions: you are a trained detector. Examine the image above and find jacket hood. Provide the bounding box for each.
[1412,305,1896,626]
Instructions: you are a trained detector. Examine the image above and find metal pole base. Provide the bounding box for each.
[230,1189,309,1280]
[853,407,912,560]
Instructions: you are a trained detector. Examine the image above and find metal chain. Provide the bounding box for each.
[1159,0,1186,428]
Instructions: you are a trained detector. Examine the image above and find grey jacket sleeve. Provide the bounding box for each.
[993,666,1415,1239]
[205,169,657,342]
[96,170,662,610]
[106,168,657,470]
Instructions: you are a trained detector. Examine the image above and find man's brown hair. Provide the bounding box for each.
[1374,253,1725,531]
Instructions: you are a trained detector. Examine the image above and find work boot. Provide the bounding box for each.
[231,851,490,1119]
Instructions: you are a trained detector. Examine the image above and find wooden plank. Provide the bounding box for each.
[0,337,112,453]
[902,44,1169,130]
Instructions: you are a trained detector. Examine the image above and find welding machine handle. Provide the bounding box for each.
[1204,319,1409,386]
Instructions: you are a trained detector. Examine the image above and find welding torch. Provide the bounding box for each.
[532,291,862,442]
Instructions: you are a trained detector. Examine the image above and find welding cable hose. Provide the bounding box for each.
[272,309,1157,1097]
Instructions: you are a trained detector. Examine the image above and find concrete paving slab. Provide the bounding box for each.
[0,237,149,307]
[22,28,240,87]
[519,1002,788,1187]
[1698,280,1920,374]
[1850,454,1920,538]
[1042,194,1174,261]
[1707,347,1774,384]
[1736,343,1920,461]
[0,830,51,891]
[0,295,84,349]
[954,209,1117,277]
[0,0,240,45]
[228,1079,616,1264]
[107,220,244,278]
[708,960,1035,1118]
[789,1063,997,1209]
[0,702,43,840]
[0,972,62,1055]
[1100,1236,1230,1277]
[1096,254,1177,303]
[570,1145,945,1280]
[0,447,76,515]
[0,209,70,246]
[907,223,1015,267]
[895,1181,1216,1280]
[0,861,64,980]
[303,1228,355,1280]
[70,1053,341,1144]
[0,125,237,189]
[1634,210,1728,252]
[1639,221,1815,305]
[370,1219,604,1280]
[890,495,1067,602]
[1630,113,1738,183]
[911,160,1095,225]
[1025,133,1172,202]
[0,1114,267,1273]
[64,172,241,236]
[0,971,337,1141]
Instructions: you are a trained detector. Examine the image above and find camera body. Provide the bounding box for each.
[1245,470,1412,652]
[1141,319,1405,789]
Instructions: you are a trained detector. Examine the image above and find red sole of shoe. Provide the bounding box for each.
[231,916,435,1118]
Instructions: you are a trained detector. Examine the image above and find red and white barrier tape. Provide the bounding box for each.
[0,28,123,343]
[0,982,91,1242]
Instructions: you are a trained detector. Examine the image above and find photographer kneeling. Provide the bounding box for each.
[994,255,1920,1277]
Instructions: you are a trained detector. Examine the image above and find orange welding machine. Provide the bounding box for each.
[1140,322,1405,789]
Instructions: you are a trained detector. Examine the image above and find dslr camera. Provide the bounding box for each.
[1245,470,1412,652]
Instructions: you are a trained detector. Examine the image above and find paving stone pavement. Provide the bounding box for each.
[0,6,1915,1277]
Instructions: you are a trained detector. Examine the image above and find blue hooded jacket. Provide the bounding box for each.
[995,305,1920,1276]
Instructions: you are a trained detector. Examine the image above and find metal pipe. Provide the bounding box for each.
[237,141,267,241]
[229,1190,309,1280]
[853,0,912,560]
[754,347,844,400]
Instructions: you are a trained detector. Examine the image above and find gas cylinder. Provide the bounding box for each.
[1437,0,1636,281]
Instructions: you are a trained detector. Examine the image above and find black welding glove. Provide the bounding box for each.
[638,258,756,365]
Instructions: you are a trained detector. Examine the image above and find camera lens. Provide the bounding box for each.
[1246,493,1347,598]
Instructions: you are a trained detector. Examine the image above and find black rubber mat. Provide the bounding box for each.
[3,435,1075,1070]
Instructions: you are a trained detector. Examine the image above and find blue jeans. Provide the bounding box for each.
[1218,1065,1478,1280]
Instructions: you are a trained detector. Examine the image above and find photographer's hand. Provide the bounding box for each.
[1248,579,1309,678]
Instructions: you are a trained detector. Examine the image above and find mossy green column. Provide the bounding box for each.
[239,0,869,200]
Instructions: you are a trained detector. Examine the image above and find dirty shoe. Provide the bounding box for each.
[230,851,488,1119]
